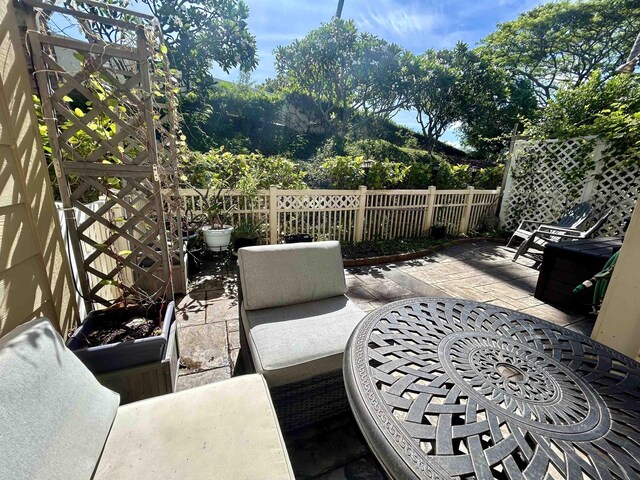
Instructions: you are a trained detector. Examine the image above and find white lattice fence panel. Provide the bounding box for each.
[277,191,360,242]
[501,138,594,231]
[501,138,639,237]
[591,158,640,236]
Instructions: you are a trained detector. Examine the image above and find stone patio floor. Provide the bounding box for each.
[174,241,595,479]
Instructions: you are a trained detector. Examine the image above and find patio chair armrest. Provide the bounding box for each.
[534,229,584,240]
[535,225,581,234]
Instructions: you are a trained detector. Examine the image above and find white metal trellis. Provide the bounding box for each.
[20,0,184,310]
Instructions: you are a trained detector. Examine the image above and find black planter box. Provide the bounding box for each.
[233,237,258,252]
[284,233,313,243]
[431,226,446,239]
[67,301,175,374]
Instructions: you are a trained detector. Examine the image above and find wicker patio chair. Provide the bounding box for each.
[506,202,593,248]
[512,207,614,262]
[237,241,366,431]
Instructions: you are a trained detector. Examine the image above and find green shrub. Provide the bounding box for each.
[182,147,307,190]
[475,165,504,189]
[321,155,409,189]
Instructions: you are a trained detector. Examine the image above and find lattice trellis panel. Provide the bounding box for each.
[277,191,360,242]
[500,138,638,236]
[22,0,183,309]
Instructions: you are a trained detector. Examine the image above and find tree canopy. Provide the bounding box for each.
[273,19,408,138]
[133,0,258,88]
[480,0,640,104]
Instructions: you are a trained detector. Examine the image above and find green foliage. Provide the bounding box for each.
[321,156,409,189]
[524,72,640,167]
[231,217,265,240]
[127,0,257,88]
[475,165,504,190]
[273,18,408,137]
[404,47,465,151]
[182,147,306,191]
[34,83,128,202]
[345,139,438,165]
[480,0,640,104]
[180,82,324,158]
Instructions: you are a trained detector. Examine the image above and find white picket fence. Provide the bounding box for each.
[180,186,501,244]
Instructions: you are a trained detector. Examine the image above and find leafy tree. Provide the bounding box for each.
[273,19,408,139]
[480,0,640,104]
[524,72,640,165]
[404,47,465,152]
[451,43,538,158]
[125,0,258,88]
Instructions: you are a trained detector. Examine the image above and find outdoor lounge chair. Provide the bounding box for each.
[0,318,294,480]
[506,201,593,249]
[237,240,366,431]
[512,207,614,262]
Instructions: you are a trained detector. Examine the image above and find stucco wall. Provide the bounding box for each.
[0,0,78,337]
[592,200,640,360]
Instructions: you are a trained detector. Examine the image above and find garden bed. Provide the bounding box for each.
[341,235,507,267]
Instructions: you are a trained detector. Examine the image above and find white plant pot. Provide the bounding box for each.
[202,225,233,251]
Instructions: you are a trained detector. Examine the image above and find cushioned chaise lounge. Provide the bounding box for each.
[237,240,366,431]
[0,318,294,480]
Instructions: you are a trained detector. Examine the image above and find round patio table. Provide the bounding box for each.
[344,297,640,480]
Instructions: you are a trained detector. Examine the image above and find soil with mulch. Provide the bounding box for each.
[78,304,165,347]
[341,237,452,259]
[341,233,509,260]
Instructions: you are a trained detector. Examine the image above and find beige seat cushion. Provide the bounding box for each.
[242,296,365,387]
[0,318,119,480]
[238,241,347,311]
[93,374,293,480]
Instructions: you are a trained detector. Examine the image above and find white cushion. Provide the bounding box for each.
[93,374,294,480]
[0,318,119,480]
[238,241,347,311]
[241,296,365,387]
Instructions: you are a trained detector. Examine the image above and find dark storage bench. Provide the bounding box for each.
[535,237,622,312]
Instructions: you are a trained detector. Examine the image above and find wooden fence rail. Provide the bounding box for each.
[179,186,501,244]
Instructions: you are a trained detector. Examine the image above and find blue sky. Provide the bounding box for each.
[212,0,550,147]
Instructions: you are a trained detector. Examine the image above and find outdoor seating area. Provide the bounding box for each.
[3,0,640,478]
[174,240,600,478]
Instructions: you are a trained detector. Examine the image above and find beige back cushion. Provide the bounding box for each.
[238,241,347,311]
[0,318,120,480]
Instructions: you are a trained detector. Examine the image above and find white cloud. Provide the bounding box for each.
[355,0,443,38]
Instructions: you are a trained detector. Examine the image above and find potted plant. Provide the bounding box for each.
[431,222,447,240]
[195,180,235,251]
[67,300,175,374]
[232,217,265,253]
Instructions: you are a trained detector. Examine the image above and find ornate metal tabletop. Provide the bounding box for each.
[343,298,640,480]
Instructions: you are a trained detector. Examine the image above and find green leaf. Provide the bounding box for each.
[160,44,168,54]
[73,108,84,118]
[62,95,73,102]
[118,250,133,256]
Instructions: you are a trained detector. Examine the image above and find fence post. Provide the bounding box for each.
[269,185,278,244]
[354,185,367,242]
[422,186,437,234]
[459,186,475,234]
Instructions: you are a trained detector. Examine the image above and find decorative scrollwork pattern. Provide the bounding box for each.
[347,298,640,479]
